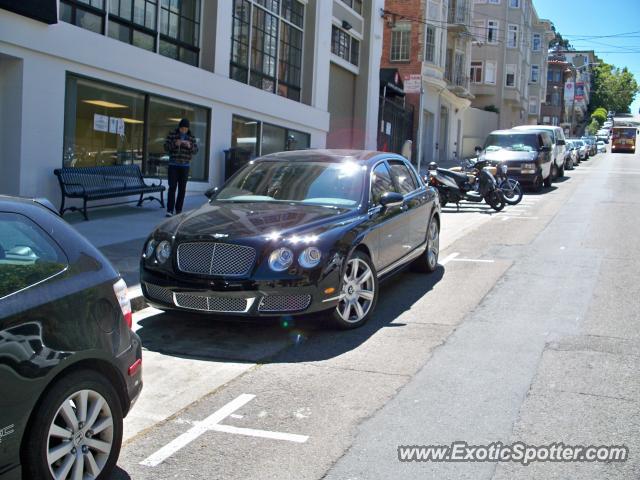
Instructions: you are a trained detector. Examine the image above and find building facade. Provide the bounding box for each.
[380,0,475,169]
[0,0,383,205]
[469,0,552,129]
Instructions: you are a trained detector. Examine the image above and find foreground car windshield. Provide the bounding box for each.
[216,160,365,207]
[484,134,538,152]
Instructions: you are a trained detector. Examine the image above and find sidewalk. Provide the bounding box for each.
[68,193,205,309]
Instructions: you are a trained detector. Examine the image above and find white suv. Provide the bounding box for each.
[513,125,567,183]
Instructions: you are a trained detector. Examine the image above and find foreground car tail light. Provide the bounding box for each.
[128,358,142,376]
[113,278,133,329]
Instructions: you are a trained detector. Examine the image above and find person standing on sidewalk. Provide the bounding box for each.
[164,118,198,217]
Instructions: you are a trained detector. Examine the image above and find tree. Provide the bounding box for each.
[590,63,639,114]
[591,110,606,126]
[586,119,600,136]
[549,24,573,51]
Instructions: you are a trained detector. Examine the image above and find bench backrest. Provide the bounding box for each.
[54,165,146,195]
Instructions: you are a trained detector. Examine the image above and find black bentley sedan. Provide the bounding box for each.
[0,196,142,480]
[141,150,441,329]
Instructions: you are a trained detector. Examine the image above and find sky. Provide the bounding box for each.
[533,0,640,114]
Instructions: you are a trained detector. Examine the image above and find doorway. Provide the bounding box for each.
[439,106,448,163]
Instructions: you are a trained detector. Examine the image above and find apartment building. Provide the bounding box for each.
[469,0,553,129]
[540,53,570,127]
[0,0,383,205]
[380,0,475,168]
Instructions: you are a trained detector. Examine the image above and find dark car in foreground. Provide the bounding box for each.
[141,150,441,329]
[0,196,142,480]
[478,129,553,191]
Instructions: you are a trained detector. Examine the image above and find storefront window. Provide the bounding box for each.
[63,76,145,169]
[63,74,209,181]
[231,115,310,157]
[147,96,208,180]
[231,116,260,159]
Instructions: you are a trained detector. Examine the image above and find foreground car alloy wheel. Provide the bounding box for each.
[24,370,123,480]
[333,251,377,329]
[47,389,114,479]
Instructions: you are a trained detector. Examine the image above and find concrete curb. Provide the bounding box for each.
[128,285,149,313]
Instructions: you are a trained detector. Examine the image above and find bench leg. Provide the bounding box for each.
[83,198,89,221]
[137,193,144,207]
[160,190,165,208]
[59,196,66,217]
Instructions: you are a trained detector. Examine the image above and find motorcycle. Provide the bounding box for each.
[427,161,506,212]
[463,151,523,206]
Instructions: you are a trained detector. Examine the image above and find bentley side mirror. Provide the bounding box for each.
[204,186,218,199]
[379,191,404,209]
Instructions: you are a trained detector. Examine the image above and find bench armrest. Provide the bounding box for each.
[145,176,163,187]
[59,181,87,195]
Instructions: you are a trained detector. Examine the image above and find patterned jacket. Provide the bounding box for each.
[164,129,199,166]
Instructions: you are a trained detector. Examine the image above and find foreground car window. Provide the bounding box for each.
[216,160,365,207]
[484,134,538,152]
[0,213,67,299]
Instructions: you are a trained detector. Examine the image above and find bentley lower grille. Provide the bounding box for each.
[176,242,256,276]
[145,283,173,305]
[174,292,249,313]
[258,294,312,313]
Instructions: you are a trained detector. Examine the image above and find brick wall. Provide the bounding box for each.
[380,0,426,154]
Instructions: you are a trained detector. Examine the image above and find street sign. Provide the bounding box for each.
[403,74,422,94]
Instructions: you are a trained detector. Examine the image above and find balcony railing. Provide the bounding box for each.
[445,68,470,91]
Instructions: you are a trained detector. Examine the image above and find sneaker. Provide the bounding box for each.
[165,211,173,217]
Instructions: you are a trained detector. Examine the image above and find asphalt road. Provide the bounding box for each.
[112,148,640,480]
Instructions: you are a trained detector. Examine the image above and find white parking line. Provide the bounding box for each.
[212,424,309,443]
[450,258,495,263]
[140,394,309,467]
[439,253,460,265]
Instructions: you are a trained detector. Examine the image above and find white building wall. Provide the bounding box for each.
[0,5,338,207]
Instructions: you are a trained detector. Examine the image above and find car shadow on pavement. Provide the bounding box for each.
[135,266,445,364]
[524,185,558,195]
[441,203,501,214]
[110,467,131,479]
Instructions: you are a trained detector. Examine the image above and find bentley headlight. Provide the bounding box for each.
[144,239,157,259]
[269,247,294,271]
[156,240,172,264]
[299,247,322,269]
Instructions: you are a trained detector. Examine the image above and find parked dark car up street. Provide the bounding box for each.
[478,130,554,191]
[0,196,142,480]
[141,150,441,329]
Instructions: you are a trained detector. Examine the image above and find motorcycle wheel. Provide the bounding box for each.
[499,178,523,205]
[486,190,505,212]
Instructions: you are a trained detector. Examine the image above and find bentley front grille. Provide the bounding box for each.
[176,242,256,276]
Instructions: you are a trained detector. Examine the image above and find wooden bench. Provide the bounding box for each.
[53,165,165,220]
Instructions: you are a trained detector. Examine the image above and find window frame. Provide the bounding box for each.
[505,64,516,87]
[485,60,496,84]
[530,64,539,84]
[108,0,159,53]
[60,0,106,34]
[331,24,360,68]
[424,24,436,63]
[507,24,519,49]
[339,0,363,15]
[231,0,306,100]
[470,61,483,84]
[509,0,520,8]
[532,33,542,52]
[487,20,499,45]
[390,21,411,62]
[158,0,202,67]
[528,96,538,115]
